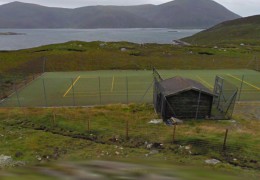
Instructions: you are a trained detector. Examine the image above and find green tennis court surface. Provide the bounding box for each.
[1,69,259,107]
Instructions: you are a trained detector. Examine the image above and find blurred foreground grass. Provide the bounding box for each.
[1,160,260,180]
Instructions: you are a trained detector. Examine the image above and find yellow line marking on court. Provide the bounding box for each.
[111,76,115,92]
[227,74,260,91]
[196,76,213,89]
[63,76,81,97]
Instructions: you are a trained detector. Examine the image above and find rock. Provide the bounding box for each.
[115,151,120,155]
[148,119,163,124]
[185,145,191,150]
[146,143,153,149]
[152,142,164,149]
[99,43,106,47]
[0,155,12,167]
[36,155,42,161]
[15,152,23,158]
[149,150,159,155]
[170,117,183,124]
[120,48,127,52]
[205,159,221,165]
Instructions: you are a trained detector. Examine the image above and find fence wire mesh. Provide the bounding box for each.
[0,70,259,108]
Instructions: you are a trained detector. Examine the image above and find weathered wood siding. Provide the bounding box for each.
[164,90,213,119]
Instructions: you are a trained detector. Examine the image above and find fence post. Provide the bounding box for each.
[172,124,176,143]
[14,82,21,107]
[126,76,129,104]
[195,89,201,120]
[42,78,48,107]
[223,129,229,151]
[52,112,56,128]
[238,75,244,101]
[71,78,75,106]
[87,119,90,131]
[126,119,129,140]
[98,77,101,105]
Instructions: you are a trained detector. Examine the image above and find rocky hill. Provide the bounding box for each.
[0,0,240,28]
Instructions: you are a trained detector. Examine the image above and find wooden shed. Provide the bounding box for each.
[154,76,214,120]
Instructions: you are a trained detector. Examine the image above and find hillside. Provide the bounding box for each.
[0,0,240,28]
[182,15,260,45]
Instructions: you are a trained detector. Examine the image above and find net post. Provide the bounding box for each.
[238,75,244,101]
[71,78,76,106]
[42,78,48,107]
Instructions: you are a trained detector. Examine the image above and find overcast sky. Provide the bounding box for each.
[0,0,259,17]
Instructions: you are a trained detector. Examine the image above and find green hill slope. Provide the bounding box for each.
[182,15,260,45]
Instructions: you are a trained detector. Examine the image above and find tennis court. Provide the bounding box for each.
[0,69,259,107]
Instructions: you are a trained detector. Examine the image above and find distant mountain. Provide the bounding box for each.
[0,0,240,28]
[181,15,260,45]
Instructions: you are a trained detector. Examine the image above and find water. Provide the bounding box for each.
[0,28,202,50]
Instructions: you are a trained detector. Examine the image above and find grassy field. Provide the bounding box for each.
[0,41,259,74]
[0,103,259,179]
[1,69,259,107]
[0,41,260,178]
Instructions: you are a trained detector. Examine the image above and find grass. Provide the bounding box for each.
[0,103,259,179]
[0,41,259,74]
[0,37,259,178]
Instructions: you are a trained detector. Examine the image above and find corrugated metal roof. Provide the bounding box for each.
[159,76,214,96]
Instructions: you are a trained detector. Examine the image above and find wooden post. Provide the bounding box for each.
[126,76,128,104]
[126,119,129,140]
[52,112,56,128]
[87,119,90,131]
[172,124,176,143]
[98,77,101,104]
[223,129,229,151]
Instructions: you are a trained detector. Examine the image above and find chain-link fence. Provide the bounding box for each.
[0,70,259,108]
[212,76,238,119]
[0,75,154,107]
